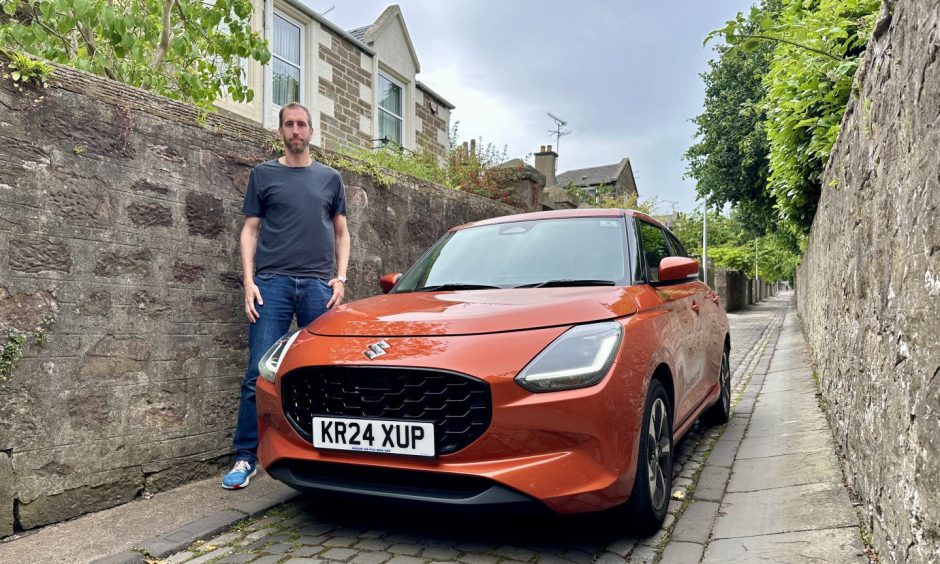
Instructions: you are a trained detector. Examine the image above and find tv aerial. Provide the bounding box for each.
[547,112,570,152]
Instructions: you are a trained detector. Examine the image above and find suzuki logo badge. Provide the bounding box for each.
[364,340,390,360]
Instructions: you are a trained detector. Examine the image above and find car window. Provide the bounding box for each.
[637,221,670,283]
[394,217,629,291]
[665,231,689,258]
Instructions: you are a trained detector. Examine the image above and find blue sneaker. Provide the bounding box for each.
[222,460,257,490]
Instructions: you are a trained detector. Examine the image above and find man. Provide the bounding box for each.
[223,102,350,489]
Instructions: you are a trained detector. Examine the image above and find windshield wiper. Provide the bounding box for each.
[415,283,501,292]
[515,279,617,289]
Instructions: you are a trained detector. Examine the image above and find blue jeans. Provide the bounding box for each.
[232,273,332,463]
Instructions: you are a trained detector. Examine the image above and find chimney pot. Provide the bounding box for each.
[534,144,557,186]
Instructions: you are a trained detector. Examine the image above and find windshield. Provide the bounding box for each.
[394,217,629,292]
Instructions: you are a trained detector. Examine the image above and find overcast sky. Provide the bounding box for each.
[305,1,753,212]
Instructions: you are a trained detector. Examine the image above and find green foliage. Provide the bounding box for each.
[1,48,53,86]
[696,0,881,235]
[760,0,880,232]
[0,331,28,382]
[686,1,778,235]
[332,126,522,205]
[320,151,395,188]
[671,209,802,281]
[0,314,55,382]
[344,143,448,187]
[565,183,661,215]
[0,0,271,109]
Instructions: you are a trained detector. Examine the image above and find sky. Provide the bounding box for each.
[304,1,754,213]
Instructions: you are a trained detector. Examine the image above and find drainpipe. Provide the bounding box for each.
[261,0,273,129]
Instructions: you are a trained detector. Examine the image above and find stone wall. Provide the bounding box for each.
[796,1,939,562]
[415,87,450,159]
[0,58,514,536]
[317,27,374,152]
[706,268,754,313]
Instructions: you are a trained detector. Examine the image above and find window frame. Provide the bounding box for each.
[206,0,249,95]
[665,231,689,258]
[271,10,305,111]
[377,72,404,146]
[634,219,672,285]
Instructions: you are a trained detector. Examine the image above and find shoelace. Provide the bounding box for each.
[232,460,252,473]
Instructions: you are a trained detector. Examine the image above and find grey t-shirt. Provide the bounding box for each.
[241,159,347,278]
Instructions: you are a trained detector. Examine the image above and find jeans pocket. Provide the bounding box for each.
[256,272,277,281]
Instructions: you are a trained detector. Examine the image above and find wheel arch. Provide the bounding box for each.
[651,363,675,416]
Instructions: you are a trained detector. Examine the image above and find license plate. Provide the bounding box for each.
[312,416,436,457]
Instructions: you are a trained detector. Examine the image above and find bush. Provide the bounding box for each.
[339,125,522,205]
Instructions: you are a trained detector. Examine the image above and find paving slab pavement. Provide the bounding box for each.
[711,481,859,539]
[704,527,865,564]
[0,472,296,564]
[728,450,844,492]
[694,297,868,563]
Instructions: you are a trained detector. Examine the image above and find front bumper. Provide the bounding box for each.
[266,458,544,512]
[256,327,648,514]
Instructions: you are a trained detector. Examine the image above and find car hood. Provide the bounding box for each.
[306,286,640,337]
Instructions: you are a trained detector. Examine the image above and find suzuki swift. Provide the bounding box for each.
[254,208,731,531]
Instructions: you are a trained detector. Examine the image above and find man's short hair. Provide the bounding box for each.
[279,102,313,128]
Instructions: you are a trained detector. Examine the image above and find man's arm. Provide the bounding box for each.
[327,213,350,308]
[241,216,263,322]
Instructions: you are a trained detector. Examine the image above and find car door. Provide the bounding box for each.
[636,220,701,426]
[663,230,713,411]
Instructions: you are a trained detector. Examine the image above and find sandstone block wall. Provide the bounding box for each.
[796,1,939,562]
[415,87,450,159]
[318,28,374,152]
[0,59,514,535]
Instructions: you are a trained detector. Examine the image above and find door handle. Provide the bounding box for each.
[691,301,701,313]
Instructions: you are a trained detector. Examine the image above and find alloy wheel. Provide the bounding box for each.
[720,349,731,414]
[646,397,671,510]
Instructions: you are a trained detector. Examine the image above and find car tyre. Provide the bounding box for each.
[701,345,731,426]
[621,378,673,534]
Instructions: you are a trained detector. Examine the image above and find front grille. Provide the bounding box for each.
[280,366,492,455]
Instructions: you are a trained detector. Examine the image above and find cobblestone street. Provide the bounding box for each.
[156,292,862,564]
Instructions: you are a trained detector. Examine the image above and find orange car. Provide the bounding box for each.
[255,208,730,531]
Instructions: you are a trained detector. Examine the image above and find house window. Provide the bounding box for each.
[378,74,403,145]
[207,0,248,96]
[272,13,302,108]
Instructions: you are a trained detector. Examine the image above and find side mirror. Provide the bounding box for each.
[659,257,699,282]
[379,273,402,294]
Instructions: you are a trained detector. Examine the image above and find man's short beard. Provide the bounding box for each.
[284,137,309,155]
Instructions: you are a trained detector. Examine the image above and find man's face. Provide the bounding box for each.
[279,107,313,154]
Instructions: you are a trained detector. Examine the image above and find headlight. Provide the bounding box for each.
[258,330,301,383]
[515,321,623,392]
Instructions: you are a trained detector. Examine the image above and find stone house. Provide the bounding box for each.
[215,3,454,158]
[534,145,639,209]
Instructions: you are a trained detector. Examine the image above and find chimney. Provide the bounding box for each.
[534,144,558,187]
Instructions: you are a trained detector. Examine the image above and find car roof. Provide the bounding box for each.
[452,208,666,231]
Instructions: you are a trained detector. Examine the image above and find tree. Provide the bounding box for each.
[706,0,881,233]
[759,0,880,232]
[685,0,779,236]
[671,209,802,282]
[0,0,271,109]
